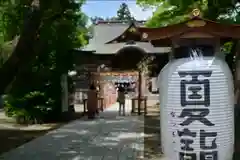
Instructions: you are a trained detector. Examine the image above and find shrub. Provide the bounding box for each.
[4,91,58,124]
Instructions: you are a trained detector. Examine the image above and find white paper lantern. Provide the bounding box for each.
[158,62,171,154]
[159,57,234,160]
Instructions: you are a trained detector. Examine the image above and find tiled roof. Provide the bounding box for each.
[84,42,170,54]
[82,20,170,54]
[94,23,129,45]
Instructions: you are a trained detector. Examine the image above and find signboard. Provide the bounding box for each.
[101,74,138,83]
[159,57,234,160]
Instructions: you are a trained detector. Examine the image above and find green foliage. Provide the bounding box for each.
[4,91,54,123]
[145,4,189,27]
[222,42,234,54]
[0,0,88,123]
[137,55,155,75]
[137,0,239,27]
[137,0,240,77]
[0,39,15,66]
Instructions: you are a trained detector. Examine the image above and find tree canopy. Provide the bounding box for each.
[0,0,88,93]
[137,0,240,27]
[0,0,88,123]
[116,3,135,21]
[90,3,135,23]
[136,0,240,77]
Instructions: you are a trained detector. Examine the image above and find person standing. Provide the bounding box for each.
[87,84,98,119]
[117,86,126,116]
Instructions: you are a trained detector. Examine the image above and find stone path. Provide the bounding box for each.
[0,100,146,160]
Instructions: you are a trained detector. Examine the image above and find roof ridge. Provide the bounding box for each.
[96,20,146,25]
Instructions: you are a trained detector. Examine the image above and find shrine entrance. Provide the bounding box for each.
[90,71,139,108]
[110,46,147,97]
[111,46,146,70]
[89,46,147,108]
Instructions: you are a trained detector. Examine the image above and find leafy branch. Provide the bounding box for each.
[137,55,155,74]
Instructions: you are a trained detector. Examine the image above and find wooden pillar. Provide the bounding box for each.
[215,39,225,60]
[169,42,175,61]
[61,74,68,112]
[234,41,240,106]
[137,71,146,115]
[138,71,142,114]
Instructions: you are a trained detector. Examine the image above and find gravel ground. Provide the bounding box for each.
[142,103,163,159]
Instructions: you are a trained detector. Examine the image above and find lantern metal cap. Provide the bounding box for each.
[191,8,201,17]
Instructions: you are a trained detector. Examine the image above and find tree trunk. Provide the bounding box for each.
[0,7,42,94]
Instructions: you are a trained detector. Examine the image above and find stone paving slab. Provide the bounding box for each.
[0,101,146,160]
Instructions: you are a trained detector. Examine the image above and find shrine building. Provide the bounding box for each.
[72,20,171,105]
[72,9,240,111]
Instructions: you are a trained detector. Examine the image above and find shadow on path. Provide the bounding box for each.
[234,109,240,160]
[0,129,48,155]
[0,110,145,160]
[143,104,162,159]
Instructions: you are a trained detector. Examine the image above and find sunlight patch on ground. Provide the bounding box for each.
[59,150,78,154]
[66,119,100,127]
[52,134,68,138]
[51,128,90,136]
[104,119,129,124]
[0,123,58,131]
[106,132,139,141]
[71,155,83,160]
